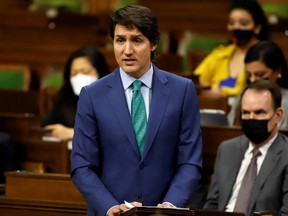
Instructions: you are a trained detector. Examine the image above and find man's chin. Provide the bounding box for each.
[121,65,137,73]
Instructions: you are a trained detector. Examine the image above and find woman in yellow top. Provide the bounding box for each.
[194,0,268,96]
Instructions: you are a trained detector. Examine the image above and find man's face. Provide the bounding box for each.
[113,24,157,78]
[241,89,280,133]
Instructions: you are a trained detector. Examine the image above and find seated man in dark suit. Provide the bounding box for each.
[204,80,288,215]
[0,131,17,184]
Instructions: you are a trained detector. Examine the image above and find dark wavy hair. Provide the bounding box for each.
[109,5,160,60]
[50,47,110,126]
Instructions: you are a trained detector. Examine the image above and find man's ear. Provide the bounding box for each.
[151,43,157,52]
[275,107,284,123]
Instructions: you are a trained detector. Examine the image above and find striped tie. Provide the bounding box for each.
[234,148,261,215]
[131,80,147,155]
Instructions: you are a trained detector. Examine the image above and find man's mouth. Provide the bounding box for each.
[123,58,136,64]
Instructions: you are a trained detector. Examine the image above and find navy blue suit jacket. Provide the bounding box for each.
[71,65,202,216]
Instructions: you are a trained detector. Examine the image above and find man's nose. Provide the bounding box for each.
[124,42,133,54]
[248,113,256,119]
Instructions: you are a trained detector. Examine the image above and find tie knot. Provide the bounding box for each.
[252,148,261,158]
[133,80,142,91]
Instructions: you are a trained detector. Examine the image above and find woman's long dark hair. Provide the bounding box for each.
[244,40,288,89]
[52,47,110,126]
[229,0,269,40]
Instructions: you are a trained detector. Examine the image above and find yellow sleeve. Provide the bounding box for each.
[193,50,219,85]
[194,52,214,76]
[194,45,231,86]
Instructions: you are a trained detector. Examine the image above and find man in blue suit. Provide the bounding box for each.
[71,5,202,216]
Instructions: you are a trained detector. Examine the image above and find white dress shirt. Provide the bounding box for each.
[119,66,153,120]
[225,133,277,212]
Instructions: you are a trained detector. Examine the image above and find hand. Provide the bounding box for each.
[107,205,122,216]
[157,203,176,208]
[44,124,74,141]
[210,86,225,95]
[107,202,142,216]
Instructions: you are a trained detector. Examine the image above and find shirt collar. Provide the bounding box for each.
[120,65,153,90]
[247,133,278,155]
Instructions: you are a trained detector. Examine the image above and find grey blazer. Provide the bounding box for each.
[204,133,288,216]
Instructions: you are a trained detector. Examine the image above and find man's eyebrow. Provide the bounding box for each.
[255,109,267,113]
[114,34,143,38]
[114,34,124,38]
[241,108,266,113]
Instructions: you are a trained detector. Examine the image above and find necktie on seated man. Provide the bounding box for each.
[131,80,147,155]
[234,148,261,215]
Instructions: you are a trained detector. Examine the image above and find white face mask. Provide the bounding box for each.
[70,74,98,95]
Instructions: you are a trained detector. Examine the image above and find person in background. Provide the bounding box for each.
[194,0,268,96]
[204,80,288,215]
[41,47,110,141]
[71,5,202,216]
[0,131,17,184]
[228,40,288,129]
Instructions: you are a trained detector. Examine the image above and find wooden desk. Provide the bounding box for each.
[0,109,70,173]
[201,125,242,182]
[121,206,244,216]
[14,137,71,173]
[0,90,41,137]
[5,172,84,202]
[0,112,40,137]
[0,172,86,216]
[201,125,288,182]
[197,90,229,113]
[0,90,40,115]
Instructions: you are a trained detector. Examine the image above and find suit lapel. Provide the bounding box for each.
[249,134,283,213]
[220,137,248,209]
[106,69,140,157]
[141,68,170,161]
[105,67,171,160]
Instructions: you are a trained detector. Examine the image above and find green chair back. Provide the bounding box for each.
[0,64,31,91]
[30,0,84,12]
[42,71,63,89]
[183,37,226,72]
[0,71,25,90]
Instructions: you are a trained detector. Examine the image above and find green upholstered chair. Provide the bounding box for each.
[30,0,84,13]
[0,64,31,91]
[262,3,288,19]
[42,71,63,89]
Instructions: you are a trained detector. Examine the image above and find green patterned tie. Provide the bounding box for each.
[131,80,147,155]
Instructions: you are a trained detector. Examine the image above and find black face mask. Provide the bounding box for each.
[230,29,254,46]
[241,119,272,145]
